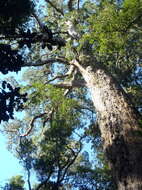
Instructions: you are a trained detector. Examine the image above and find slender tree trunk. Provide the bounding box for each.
[73,59,142,190]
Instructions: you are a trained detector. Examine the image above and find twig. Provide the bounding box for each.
[47,74,69,83]
[54,79,86,89]
[45,0,64,16]
[32,13,44,29]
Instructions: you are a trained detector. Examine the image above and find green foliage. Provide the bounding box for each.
[23,82,80,124]
[87,0,142,54]
[4,175,25,190]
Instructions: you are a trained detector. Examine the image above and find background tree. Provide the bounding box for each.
[3,175,25,190]
[3,67,114,189]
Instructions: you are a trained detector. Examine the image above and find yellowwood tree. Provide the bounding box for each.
[1,0,142,189]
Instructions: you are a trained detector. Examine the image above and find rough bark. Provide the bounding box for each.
[73,59,142,190]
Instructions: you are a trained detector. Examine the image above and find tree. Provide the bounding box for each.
[1,0,142,189]
[3,175,25,190]
[3,68,114,190]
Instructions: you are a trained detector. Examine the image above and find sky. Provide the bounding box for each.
[0,70,27,188]
[0,134,23,187]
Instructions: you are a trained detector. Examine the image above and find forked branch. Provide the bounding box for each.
[20,112,48,137]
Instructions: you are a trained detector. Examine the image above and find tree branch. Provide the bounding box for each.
[43,108,54,127]
[23,57,69,67]
[20,112,48,137]
[77,0,80,10]
[47,74,69,83]
[47,65,76,84]
[32,13,44,29]
[63,66,76,95]
[54,79,86,89]
[68,0,74,11]
[35,172,52,190]
[45,0,64,16]
[125,13,142,32]
[59,137,83,183]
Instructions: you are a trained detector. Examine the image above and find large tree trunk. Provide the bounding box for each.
[73,59,142,190]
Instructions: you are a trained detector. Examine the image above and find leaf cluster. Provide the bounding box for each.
[0,81,27,123]
[0,44,24,74]
[88,0,142,54]
[0,0,34,34]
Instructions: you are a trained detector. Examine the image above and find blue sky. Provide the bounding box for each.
[0,133,23,187]
[0,70,26,187]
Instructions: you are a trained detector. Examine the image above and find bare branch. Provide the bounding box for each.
[23,57,69,67]
[45,0,64,16]
[32,13,44,29]
[47,65,76,84]
[20,112,48,137]
[54,79,86,89]
[75,105,95,113]
[43,108,54,127]
[70,59,86,73]
[66,65,75,76]
[47,74,69,83]
[63,67,77,95]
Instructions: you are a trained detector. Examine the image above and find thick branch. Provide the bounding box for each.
[23,57,69,67]
[63,66,76,95]
[47,74,69,83]
[54,79,86,88]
